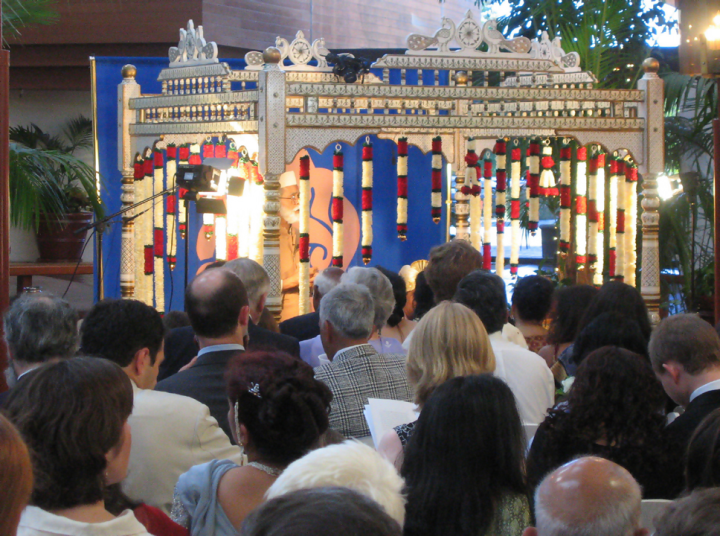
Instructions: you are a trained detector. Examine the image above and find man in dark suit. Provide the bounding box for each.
[650,314,720,455]
[279,266,343,342]
[159,258,300,380]
[155,268,249,439]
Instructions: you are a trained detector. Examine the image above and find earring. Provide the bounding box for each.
[235,401,248,466]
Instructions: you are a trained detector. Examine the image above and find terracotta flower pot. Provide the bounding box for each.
[36,212,93,262]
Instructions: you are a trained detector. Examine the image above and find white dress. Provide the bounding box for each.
[17,506,152,536]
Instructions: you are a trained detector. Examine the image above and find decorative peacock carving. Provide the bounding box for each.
[481,18,531,54]
[407,17,456,52]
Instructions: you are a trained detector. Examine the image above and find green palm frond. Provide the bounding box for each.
[2,0,58,42]
[62,115,93,152]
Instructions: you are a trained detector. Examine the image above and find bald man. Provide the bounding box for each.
[156,269,250,439]
[524,457,649,536]
[280,266,344,343]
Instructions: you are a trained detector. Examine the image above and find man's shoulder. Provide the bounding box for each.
[248,323,300,356]
[135,387,208,413]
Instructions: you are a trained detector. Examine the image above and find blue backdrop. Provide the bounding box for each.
[95,57,447,311]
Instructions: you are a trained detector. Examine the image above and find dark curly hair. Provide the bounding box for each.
[686,409,720,492]
[81,298,165,367]
[511,275,555,323]
[412,272,434,321]
[570,312,648,367]
[546,285,599,345]
[527,346,673,495]
[4,358,133,510]
[376,266,406,328]
[226,351,332,466]
[576,281,652,341]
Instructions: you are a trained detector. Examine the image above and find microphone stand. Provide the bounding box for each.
[76,186,177,301]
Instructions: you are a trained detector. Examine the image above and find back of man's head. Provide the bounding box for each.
[81,299,164,367]
[528,457,645,536]
[453,270,507,335]
[313,267,344,311]
[425,240,483,303]
[319,283,375,341]
[224,258,270,312]
[649,314,720,376]
[185,269,249,338]
[4,294,78,365]
[654,488,720,536]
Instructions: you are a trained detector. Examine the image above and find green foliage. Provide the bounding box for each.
[9,117,104,231]
[2,0,57,43]
[483,0,673,89]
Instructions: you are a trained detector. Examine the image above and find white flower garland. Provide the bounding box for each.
[625,164,639,287]
[165,145,178,270]
[397,137,408,240]
[332,147,344,267]
[594,153,606,286]
[482,155,493,270]
[559,144,572,255]
[615,158,627,281]
[510,145,522,276]
[608,157,619,279]
[575,147,588,267]
[431,136,443,223]
[528,140,540,235]
[153,148,165,313]
[494,140,507,276]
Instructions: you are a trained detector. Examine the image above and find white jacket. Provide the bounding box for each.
[123,382,243,513]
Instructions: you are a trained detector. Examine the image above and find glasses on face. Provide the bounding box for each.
[279,193,299,201]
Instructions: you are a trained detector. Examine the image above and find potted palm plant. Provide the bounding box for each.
[9,116,104,262]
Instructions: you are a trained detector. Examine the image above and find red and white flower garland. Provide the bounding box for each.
[539,143,558,198]
[625,163,639,287]
[361,140,373,265]
[607,156,619,279]
[298,155,311,314]
[177,144,190,239]
[558,143,572,254]
[482,154,493,270]
[510,144,522,276]
[153,148,165,312]
[132,152,148,304]
[615,158,627,281]
[225,144,241,261]
[494,140,507,275]
[466,145,481,251]
[575,147,588,267]
[396,138,408,240]
[332,147,344,267]
[431,136,443,223]
[142,150,154,286]
[594,153,606,286]
[527,139,540,235]
[165,144,178,270]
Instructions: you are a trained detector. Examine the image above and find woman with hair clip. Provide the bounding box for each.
[402,374,530,536]
[0,413,33,536]
[5,357,153,536]
[377,301,496,469]
[171,351,332,535]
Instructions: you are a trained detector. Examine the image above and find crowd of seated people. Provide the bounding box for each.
[5,239,720,536]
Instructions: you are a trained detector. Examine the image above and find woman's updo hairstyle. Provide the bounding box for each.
[226,351,332,466]
[376,266,407,328]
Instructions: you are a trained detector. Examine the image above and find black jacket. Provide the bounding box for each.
[666,389,720,452]
[159,323,300,381]
[279,312,320,342]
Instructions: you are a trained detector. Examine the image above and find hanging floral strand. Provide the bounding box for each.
[575,146,588,268]
[153,148,165,313]
[466,144,482,251]
[587,150,599,273]
[133,152,147,302]
[225,142,241,261]
[615,158,627,282]
[594,153,606,286]
[607,156,619,279]
[539,142,558,198]
[361,139,373,265]
[482,154,493,270]
[142,150,154,283]
[332,146,344,267]
[431,136,443,223]
[558,142,572,254]
[165,144,177,270]
[494,139,507,275]
[177,144,190,239]
[625,163,639,287]
[510,142,522,276]
[298,155,311,314]
[528,139,541,235]
[397,137,408,240]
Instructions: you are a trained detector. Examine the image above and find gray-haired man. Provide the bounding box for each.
[2,293,78,402]
[313,283,412,439]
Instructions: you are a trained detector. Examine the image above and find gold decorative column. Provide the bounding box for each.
[257,48,286,317]
[637,58,663,324]
[118,64,141,298]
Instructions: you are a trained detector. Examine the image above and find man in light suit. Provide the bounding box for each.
[80,298,242,513]
[314,283,413,439]
[155,268,250,439]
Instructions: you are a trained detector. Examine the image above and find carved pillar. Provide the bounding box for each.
[257,48,286,317]
[118,65,141,298]
[637,58,663,325]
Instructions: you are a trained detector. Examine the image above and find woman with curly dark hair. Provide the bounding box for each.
[171,350,332,535]
[538,285,599,371]
[527,346,682,499]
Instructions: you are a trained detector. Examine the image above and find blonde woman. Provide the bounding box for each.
[377,301,496,468]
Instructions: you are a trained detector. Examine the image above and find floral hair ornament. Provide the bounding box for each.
[248,382,262,398]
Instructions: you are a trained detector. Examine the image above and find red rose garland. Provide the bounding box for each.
[494,140,507,275]
[177,144,190,239]
[509,144,522,276]
[361,141,373,265]
[396,138,409,240]
[332,148,344,267]
[615,158,627,282]
[575,147,588,267]
[624,164,639,287]
[528,139,540,235]
[165,144,178,270]
[431,136,442,223]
